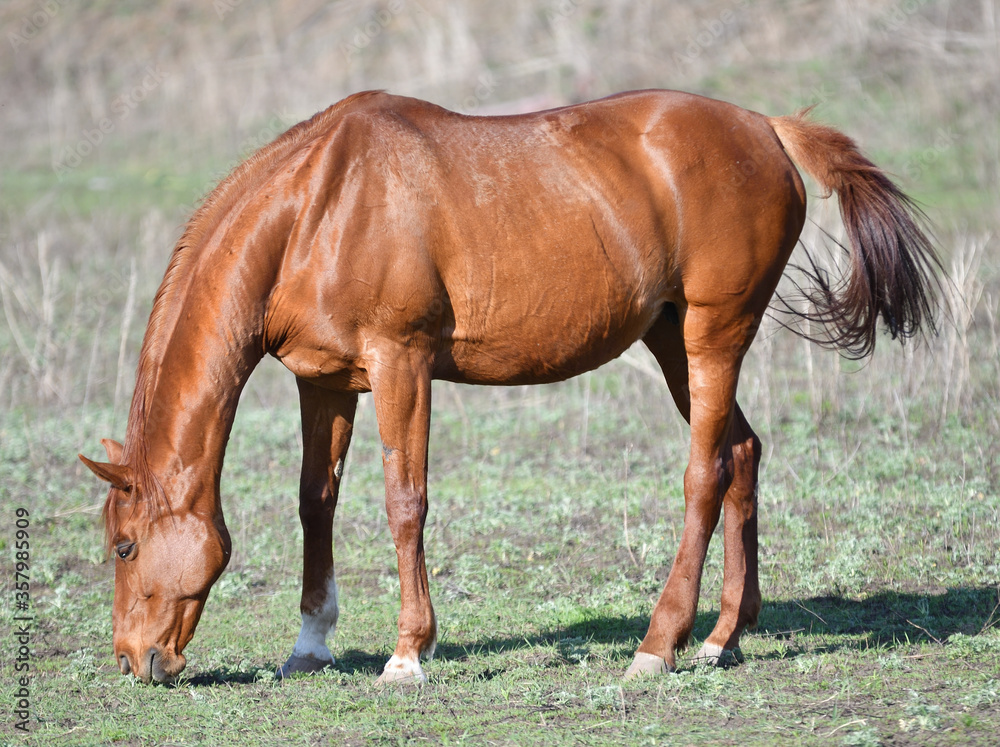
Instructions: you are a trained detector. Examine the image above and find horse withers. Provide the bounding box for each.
[80,89,938,685]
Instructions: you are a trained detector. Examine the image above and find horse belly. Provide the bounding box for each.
[437,293,658,385]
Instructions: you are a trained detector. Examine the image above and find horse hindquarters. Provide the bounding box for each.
[625,102,939,677]
[624,112,805,673]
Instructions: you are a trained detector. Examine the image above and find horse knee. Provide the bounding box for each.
[386,487,428,540]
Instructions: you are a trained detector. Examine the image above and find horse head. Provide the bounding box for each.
[80,438,231,683]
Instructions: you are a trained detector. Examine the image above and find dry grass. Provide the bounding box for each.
[1,5,999,744]
[1,0,997,418]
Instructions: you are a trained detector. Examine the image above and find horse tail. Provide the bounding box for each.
[767,110,941,359]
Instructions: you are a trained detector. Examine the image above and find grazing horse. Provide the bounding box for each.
[80,89,938,685]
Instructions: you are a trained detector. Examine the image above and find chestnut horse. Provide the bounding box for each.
[80,89,938,685]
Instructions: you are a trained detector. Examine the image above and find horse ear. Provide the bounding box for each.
[79,452,133,492]
[101,438,124,464]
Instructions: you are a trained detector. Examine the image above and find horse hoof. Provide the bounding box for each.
[375,655,427,687]
[276,654,333,679]
[374,669,426,688]
[692,643,743,667]
[623,651,674,679]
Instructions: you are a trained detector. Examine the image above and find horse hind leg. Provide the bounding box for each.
[692,404,761,667]
[278,381,358,678]
[626,306,761,676]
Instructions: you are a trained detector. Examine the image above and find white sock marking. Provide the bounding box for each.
[291,573,339,662]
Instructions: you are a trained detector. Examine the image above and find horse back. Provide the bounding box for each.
[262,90,804,387]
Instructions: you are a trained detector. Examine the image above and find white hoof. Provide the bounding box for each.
[375,655,427,687]
[623,651,674,679]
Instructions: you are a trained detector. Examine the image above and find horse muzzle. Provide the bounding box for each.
[117,646,186,684]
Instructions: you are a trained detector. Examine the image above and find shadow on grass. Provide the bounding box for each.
[334,649,388,677]
[184,666,275,686]
[750,585,999,658]
[183,586,998,685]
[184,651,389,685]
[427,585,998,668]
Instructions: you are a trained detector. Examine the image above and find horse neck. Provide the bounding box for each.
[129,240,273,513]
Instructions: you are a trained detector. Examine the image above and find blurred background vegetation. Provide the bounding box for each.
[0,6,998,741]
[0,0,996,439]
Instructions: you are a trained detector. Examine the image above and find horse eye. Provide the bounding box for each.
[115,542,136,561]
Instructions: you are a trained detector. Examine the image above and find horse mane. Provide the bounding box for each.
[102,91,384,551]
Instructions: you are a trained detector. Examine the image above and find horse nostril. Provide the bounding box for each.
[148,647,182,683]
[119,654,132,675]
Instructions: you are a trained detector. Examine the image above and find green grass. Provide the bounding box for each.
[1,3,998,743]
[1,372,998,745]
[1,161,228,222]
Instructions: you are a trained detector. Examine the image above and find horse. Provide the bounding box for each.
[80,89,939,685]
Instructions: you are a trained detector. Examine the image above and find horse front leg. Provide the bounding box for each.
[278,381,358,678]
[369,346,436,685]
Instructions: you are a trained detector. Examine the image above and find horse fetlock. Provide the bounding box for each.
[742,599,762,629]
[420,631,437,662]
[399,608,436,657]
[293,575,340,662]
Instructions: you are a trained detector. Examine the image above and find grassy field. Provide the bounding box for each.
[2,0,999,745]
[2,373,999,745]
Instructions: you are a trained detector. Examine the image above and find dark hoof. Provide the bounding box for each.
[276,654,333,679]
[692,642,743,667]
